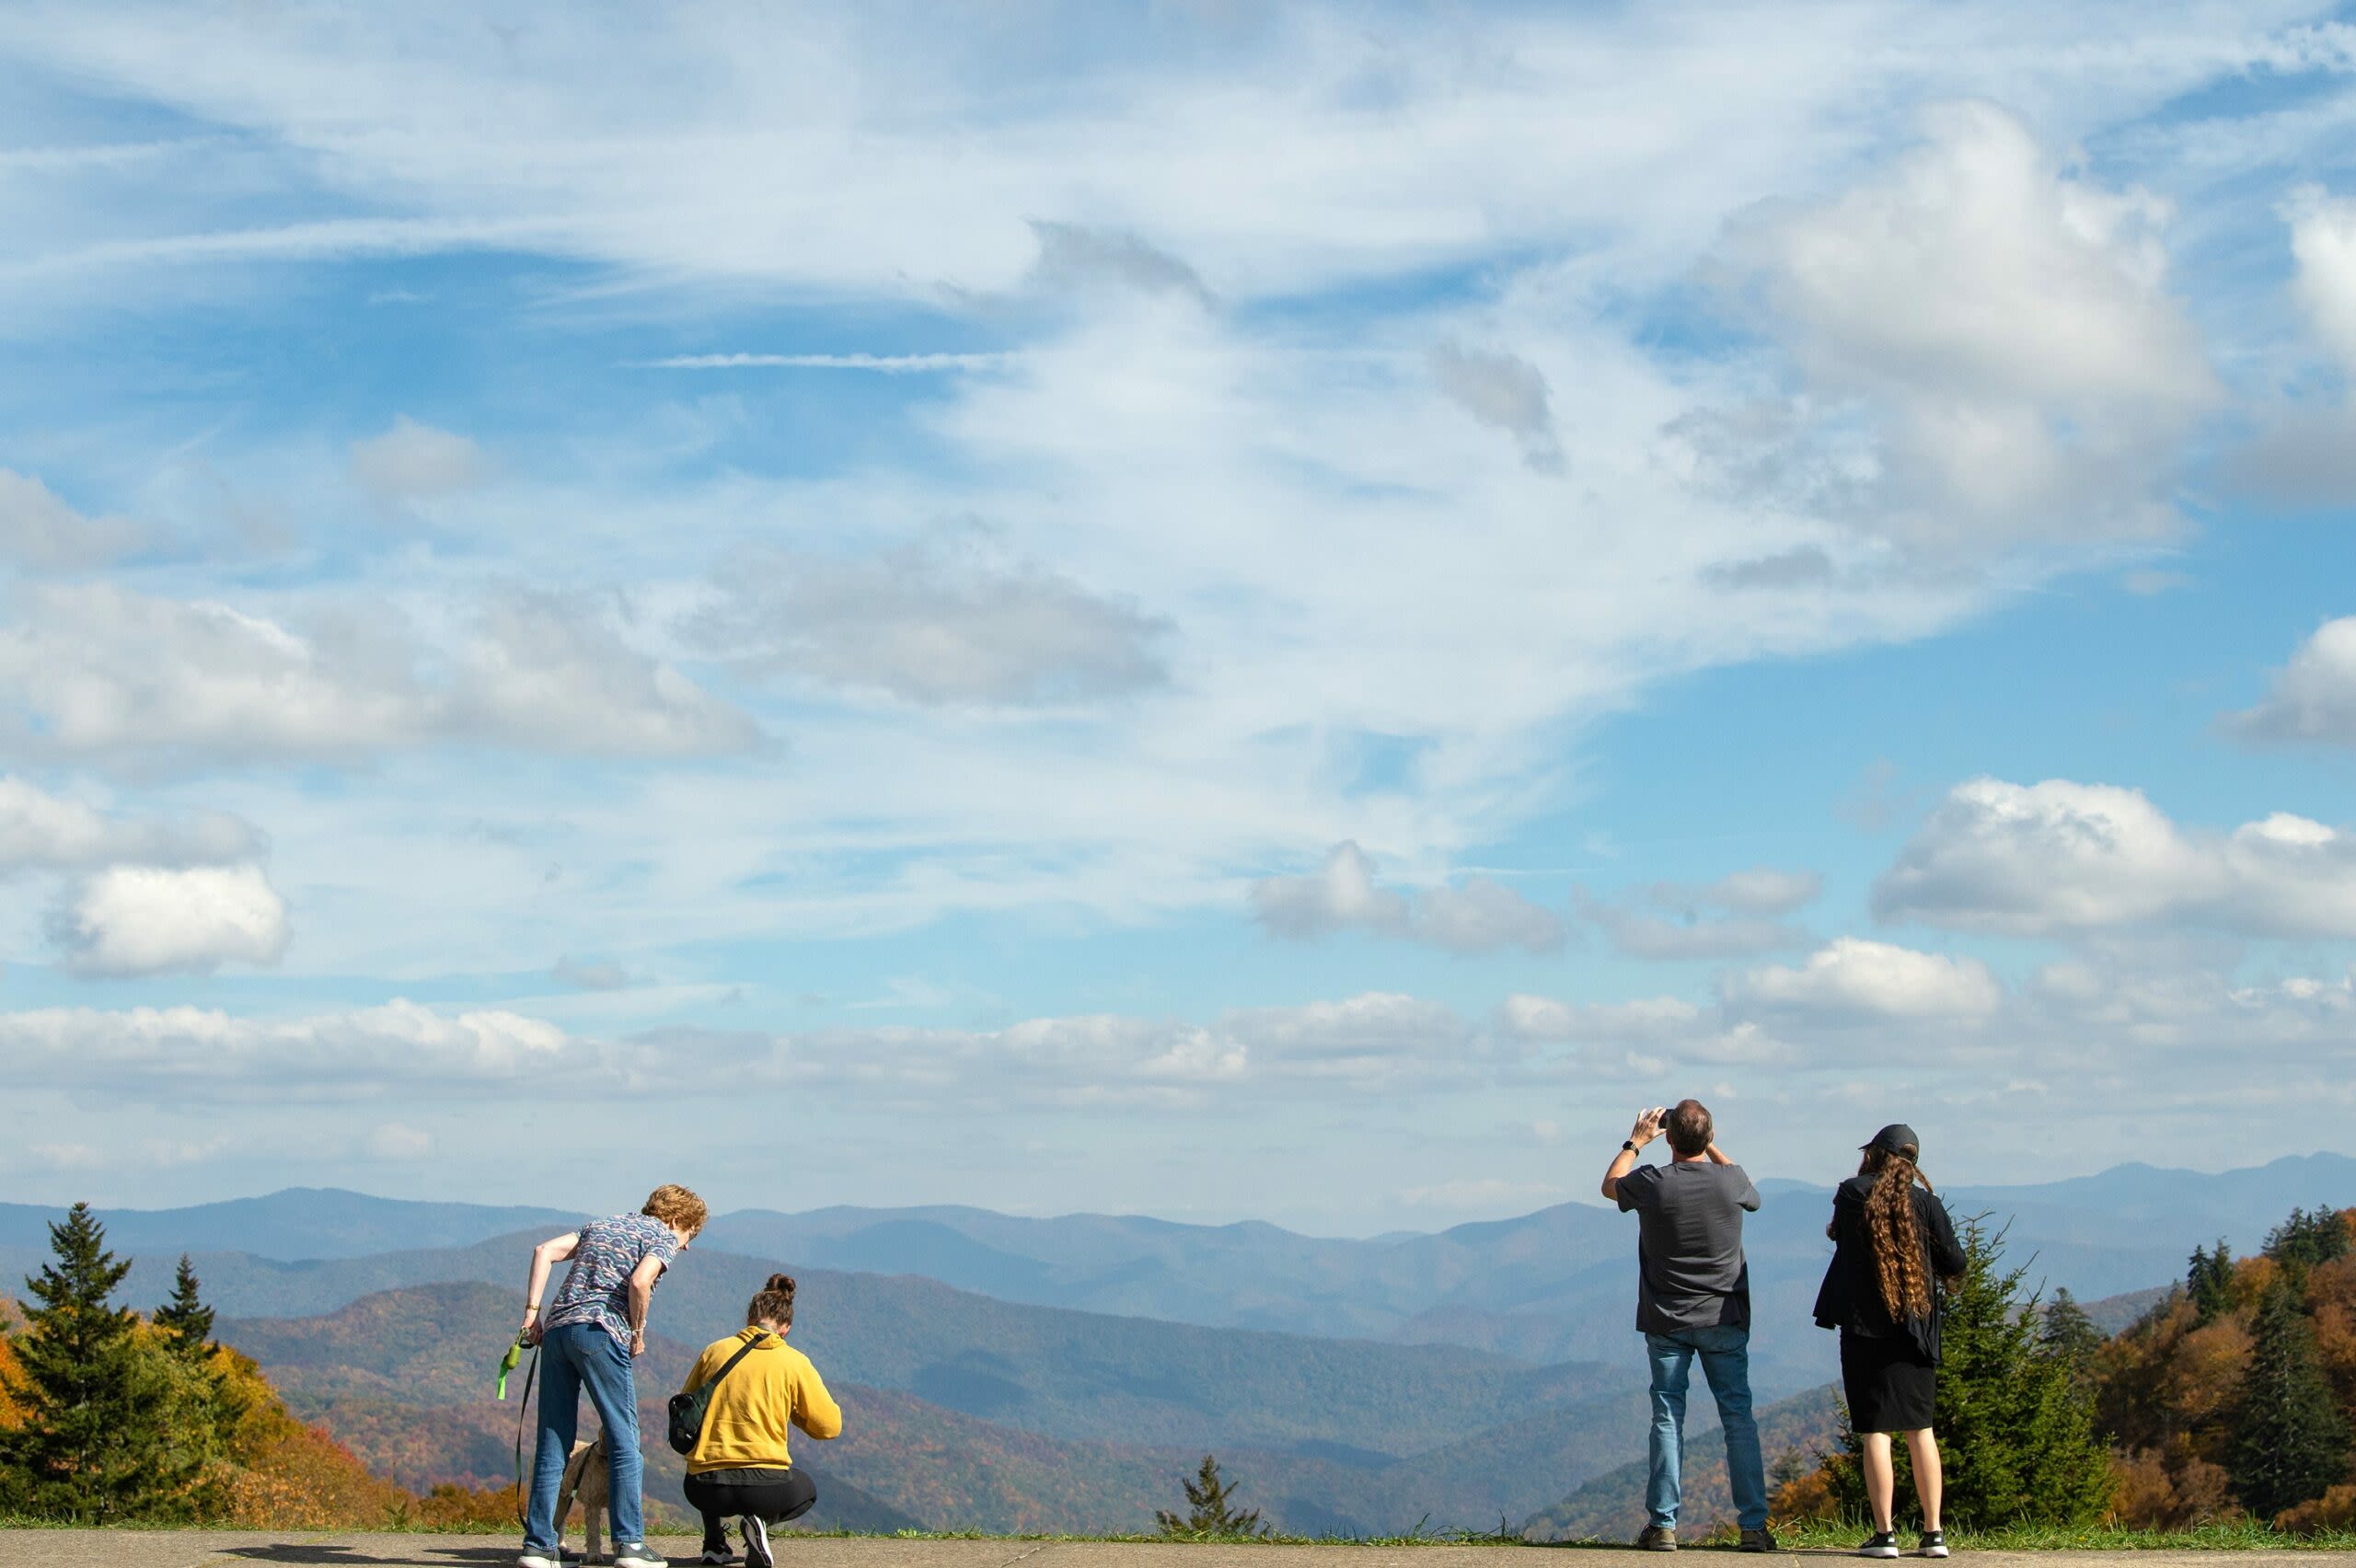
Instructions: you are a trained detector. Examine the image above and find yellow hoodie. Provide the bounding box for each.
[677,1327,843,1474]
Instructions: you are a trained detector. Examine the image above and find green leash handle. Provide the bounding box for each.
[497,1337,525,1400]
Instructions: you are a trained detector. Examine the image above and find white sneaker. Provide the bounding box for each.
[614,1549,667,1568]
[521,1552,560,1568]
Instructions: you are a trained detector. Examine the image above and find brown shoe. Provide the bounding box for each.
[1636,1525,1679,1551]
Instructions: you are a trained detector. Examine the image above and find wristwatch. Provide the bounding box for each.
[1623,1140,1638,1152]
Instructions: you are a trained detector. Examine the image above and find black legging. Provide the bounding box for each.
[686,1468,817,1550]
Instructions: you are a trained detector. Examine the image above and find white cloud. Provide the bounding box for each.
[2288,186,2356,373]
[458,592,759,755]
[0,776,260,870]
[0,582,755,765]
[691,540,1167,707]
[1252,842,1565,954]
[1725,937,2004,1021]
[0,468,146,568]
[366,1122,434,1159]
[1026,222,1216,308]
[2225,617,2356,747]
[1575,867,1820,960]
[0,997,572,1097]
[1726,102,2215,551]
[1874,776,2356,937]
[51,863,291,977]
[1428,342,1563,471]
[551,956,629,992]
[348,415,490,500]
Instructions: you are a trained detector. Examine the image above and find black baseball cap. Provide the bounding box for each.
[1862,1124,1919,1157]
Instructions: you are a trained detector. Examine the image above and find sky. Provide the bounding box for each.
[1,0,2353,1236]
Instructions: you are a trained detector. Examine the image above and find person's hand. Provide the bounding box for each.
[520,1310,543,1346]
[629,1330,647,1358]
[1630,1107,1666,1147]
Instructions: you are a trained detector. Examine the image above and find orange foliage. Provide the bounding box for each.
[1770,1463,1840,1524]
[415,1482,523,1529]
[2159,1317,2252,1435]
[2280,1482,2356,1535]
[0,1316,24,1427]
[2306,1254,2356,1410]
[2110,1438,2237,1528]
[222,1420,410,1529]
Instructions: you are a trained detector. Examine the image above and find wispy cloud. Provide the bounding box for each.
[643,352,1015,373]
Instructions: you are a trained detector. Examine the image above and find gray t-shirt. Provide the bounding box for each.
[1614,1159,1761,1334]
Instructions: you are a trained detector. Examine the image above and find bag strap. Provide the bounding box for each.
[701,1330,771,1396]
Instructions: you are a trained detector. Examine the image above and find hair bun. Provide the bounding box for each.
[766,1273,797,1294]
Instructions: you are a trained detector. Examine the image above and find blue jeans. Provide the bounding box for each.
[1645,1324,1768,1531]
[525,1321,645,1551]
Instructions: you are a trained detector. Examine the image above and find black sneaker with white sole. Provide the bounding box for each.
[739,1515,773,1568]
[1858,1532,1900,1559]
[1918,1530,1948,1558]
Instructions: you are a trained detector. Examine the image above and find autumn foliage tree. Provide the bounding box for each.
[0,1203,424,1529]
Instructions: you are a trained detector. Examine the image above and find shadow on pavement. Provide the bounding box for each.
[221,1550,515,1567]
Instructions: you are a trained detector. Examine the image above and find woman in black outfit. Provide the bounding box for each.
[1813,1124,1967,1560]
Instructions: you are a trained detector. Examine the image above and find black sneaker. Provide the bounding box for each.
[739,1516,772,1568]
[1635,1525,1678,1551]
[1918,1531,1947,1559]
[1858,1532,1900,1559]
[1740,1527,1777,1552]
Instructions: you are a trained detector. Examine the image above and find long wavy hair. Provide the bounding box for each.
[1859,1146,1935,1320]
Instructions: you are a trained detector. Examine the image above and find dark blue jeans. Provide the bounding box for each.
[525,1321,645,1551]
[1645,1324,1768,1531]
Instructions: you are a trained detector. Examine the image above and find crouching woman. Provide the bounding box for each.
[678,1274,843,1568]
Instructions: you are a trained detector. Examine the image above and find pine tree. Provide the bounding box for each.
[2041,1288,2104,1390]
[1155,1453,1268,1539]
[154,1255,217,1360]
[2263,1208,2351,1276]
[2227,1283,2350,1520]
[0,1204,210,1521]
[1830,1214,2115,1528]
[2188,1241,2235,1325]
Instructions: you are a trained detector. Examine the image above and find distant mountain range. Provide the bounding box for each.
[7,1154,2349,1536]
[12,1153,2346,1399]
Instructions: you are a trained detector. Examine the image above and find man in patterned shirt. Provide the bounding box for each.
[519,1184,709,1568]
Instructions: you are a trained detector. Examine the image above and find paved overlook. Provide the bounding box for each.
[0,1537,2339,1568]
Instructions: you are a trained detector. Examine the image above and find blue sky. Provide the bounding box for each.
[1,1,2353,1232]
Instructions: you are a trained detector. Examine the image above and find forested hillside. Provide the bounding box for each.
[218,1280,1656,1534]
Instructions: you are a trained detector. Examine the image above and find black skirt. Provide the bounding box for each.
[1841,1331,1937,1433]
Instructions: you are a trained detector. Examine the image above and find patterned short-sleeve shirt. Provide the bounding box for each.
[545,1213,682,1349]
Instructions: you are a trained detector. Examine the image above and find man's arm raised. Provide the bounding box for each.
[1600,1107,1667,1203]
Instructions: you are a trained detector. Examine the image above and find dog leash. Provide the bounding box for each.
[498,1336,540,1527]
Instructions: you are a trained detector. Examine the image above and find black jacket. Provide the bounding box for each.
[1811,1173,1968,1362]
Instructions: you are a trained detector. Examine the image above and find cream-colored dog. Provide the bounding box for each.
[555,1435,610,1564]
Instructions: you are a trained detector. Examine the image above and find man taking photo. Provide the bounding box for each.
[1602,1101,1770,1551]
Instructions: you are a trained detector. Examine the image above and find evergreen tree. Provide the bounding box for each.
[2263,1208,2352,1276]
[1155,1453,1267,1539]
[2227,1283,2350,1520]
[0,1204,209,1521]
[2187,1241,2235,1325]
[154,1255,217,1360]
[1830,1215,2115,1528]
[2040,1288,2105,1390]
